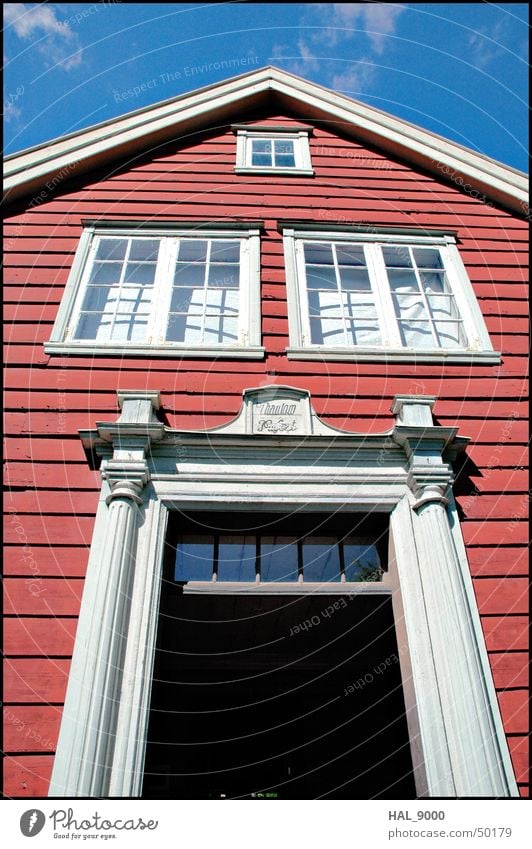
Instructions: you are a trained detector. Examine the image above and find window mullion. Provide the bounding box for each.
[367,245,399,346]
[440,245,476,349]
[68,235,98,339]
[109,238,131,341]
[412,248,440,347]
[331,243,348,345]
[150,238,175,344]
[296,240,311,345]
[200,240,210,344]
[238,239,249,344]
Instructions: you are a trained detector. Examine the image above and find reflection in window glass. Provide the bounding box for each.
[217,536,256,581]
[261,537,299,581]
[175,536,214,581]
[343,540,382,582]
[302,537,341,582]
[172,532,385,582]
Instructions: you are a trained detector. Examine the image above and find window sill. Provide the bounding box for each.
[182,581,391,595]
[286,346,502,364]
[44,342,266,359]
[234,167,315,177]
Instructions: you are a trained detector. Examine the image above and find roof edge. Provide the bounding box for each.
[3,66,529,216]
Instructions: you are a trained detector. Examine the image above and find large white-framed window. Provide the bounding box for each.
[45,223,264,358]
[282,227,499,363]
[235,127,313,176]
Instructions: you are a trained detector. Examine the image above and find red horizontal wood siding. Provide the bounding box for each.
[4,108,528,796]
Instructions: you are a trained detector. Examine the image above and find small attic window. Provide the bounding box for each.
[234,126,314,176]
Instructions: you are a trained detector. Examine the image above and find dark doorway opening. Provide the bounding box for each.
[142,589,416,799]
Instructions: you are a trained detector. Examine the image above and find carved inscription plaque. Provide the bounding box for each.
[250,390,310,435]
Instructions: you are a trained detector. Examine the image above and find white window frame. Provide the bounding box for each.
[235,129,314,176]
[283,227,500,363]
[45,223,264,358]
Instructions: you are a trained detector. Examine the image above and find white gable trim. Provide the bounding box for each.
[4,66,528,215]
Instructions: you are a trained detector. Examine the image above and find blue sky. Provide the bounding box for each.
[3,2,529,170]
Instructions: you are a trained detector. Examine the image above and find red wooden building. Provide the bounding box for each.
[4,66,529,799]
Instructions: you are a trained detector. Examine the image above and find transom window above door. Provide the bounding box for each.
[168,510,388,585]
[174,533,383,583]
[45,224,264,358]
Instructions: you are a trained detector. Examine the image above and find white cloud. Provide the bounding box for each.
[270,3,405,94]
[468,18,515,70]
[4,3,83,70]
[313,3,406,54]
[4,100,22,123]
[332,60,377,94]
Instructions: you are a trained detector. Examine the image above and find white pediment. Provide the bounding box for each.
[200,385,353,437]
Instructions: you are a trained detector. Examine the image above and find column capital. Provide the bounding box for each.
[103,460,149,505]
[407,474,450,511]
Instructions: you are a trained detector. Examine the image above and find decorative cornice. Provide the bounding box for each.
[80,390,164,467]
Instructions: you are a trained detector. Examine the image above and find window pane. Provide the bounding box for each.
[342,292,378,319]
[111,316,148,342]
[308,291,343,317]
[116,286,153,314]
[124,262,156,285]
[252,139,271,154]
[95,239,127,261]
[427,294,459,320]
[89,262,123,285]
[170,287,204,314]
[310,317,345,345]
[261,537,299,581]
[393,293,429,321]
[175,536,214,581]
[399,321,434,348]
[304,244,334,265]
[166,313,202,343]
[205,289,239,314]
[217,536,256,581]
[346,320,382,346]
[210,241,240,263]
[178,240,208,263]
[339,266,372,290]
[174,262,206,286]
[302,537,341,582]
[343,541,382,581]
[382,246,413,268]
[129,239,160,261]
[413,248,444,269]
[336,245,366,266]
[274,153,296,167]
[207,263,240,288]
[203,315,238,344]
[387,269,419,291]
[80,286,116,312]
[74,312,111,340]
[306,265,337,289]
[435,321,466,348]
[252,152,273,167]
[274,140,294,155]
[420,271,447,293]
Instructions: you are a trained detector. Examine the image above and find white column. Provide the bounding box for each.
[49,392,162,797]
[77,470,147,796]
[392,395,518,797]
